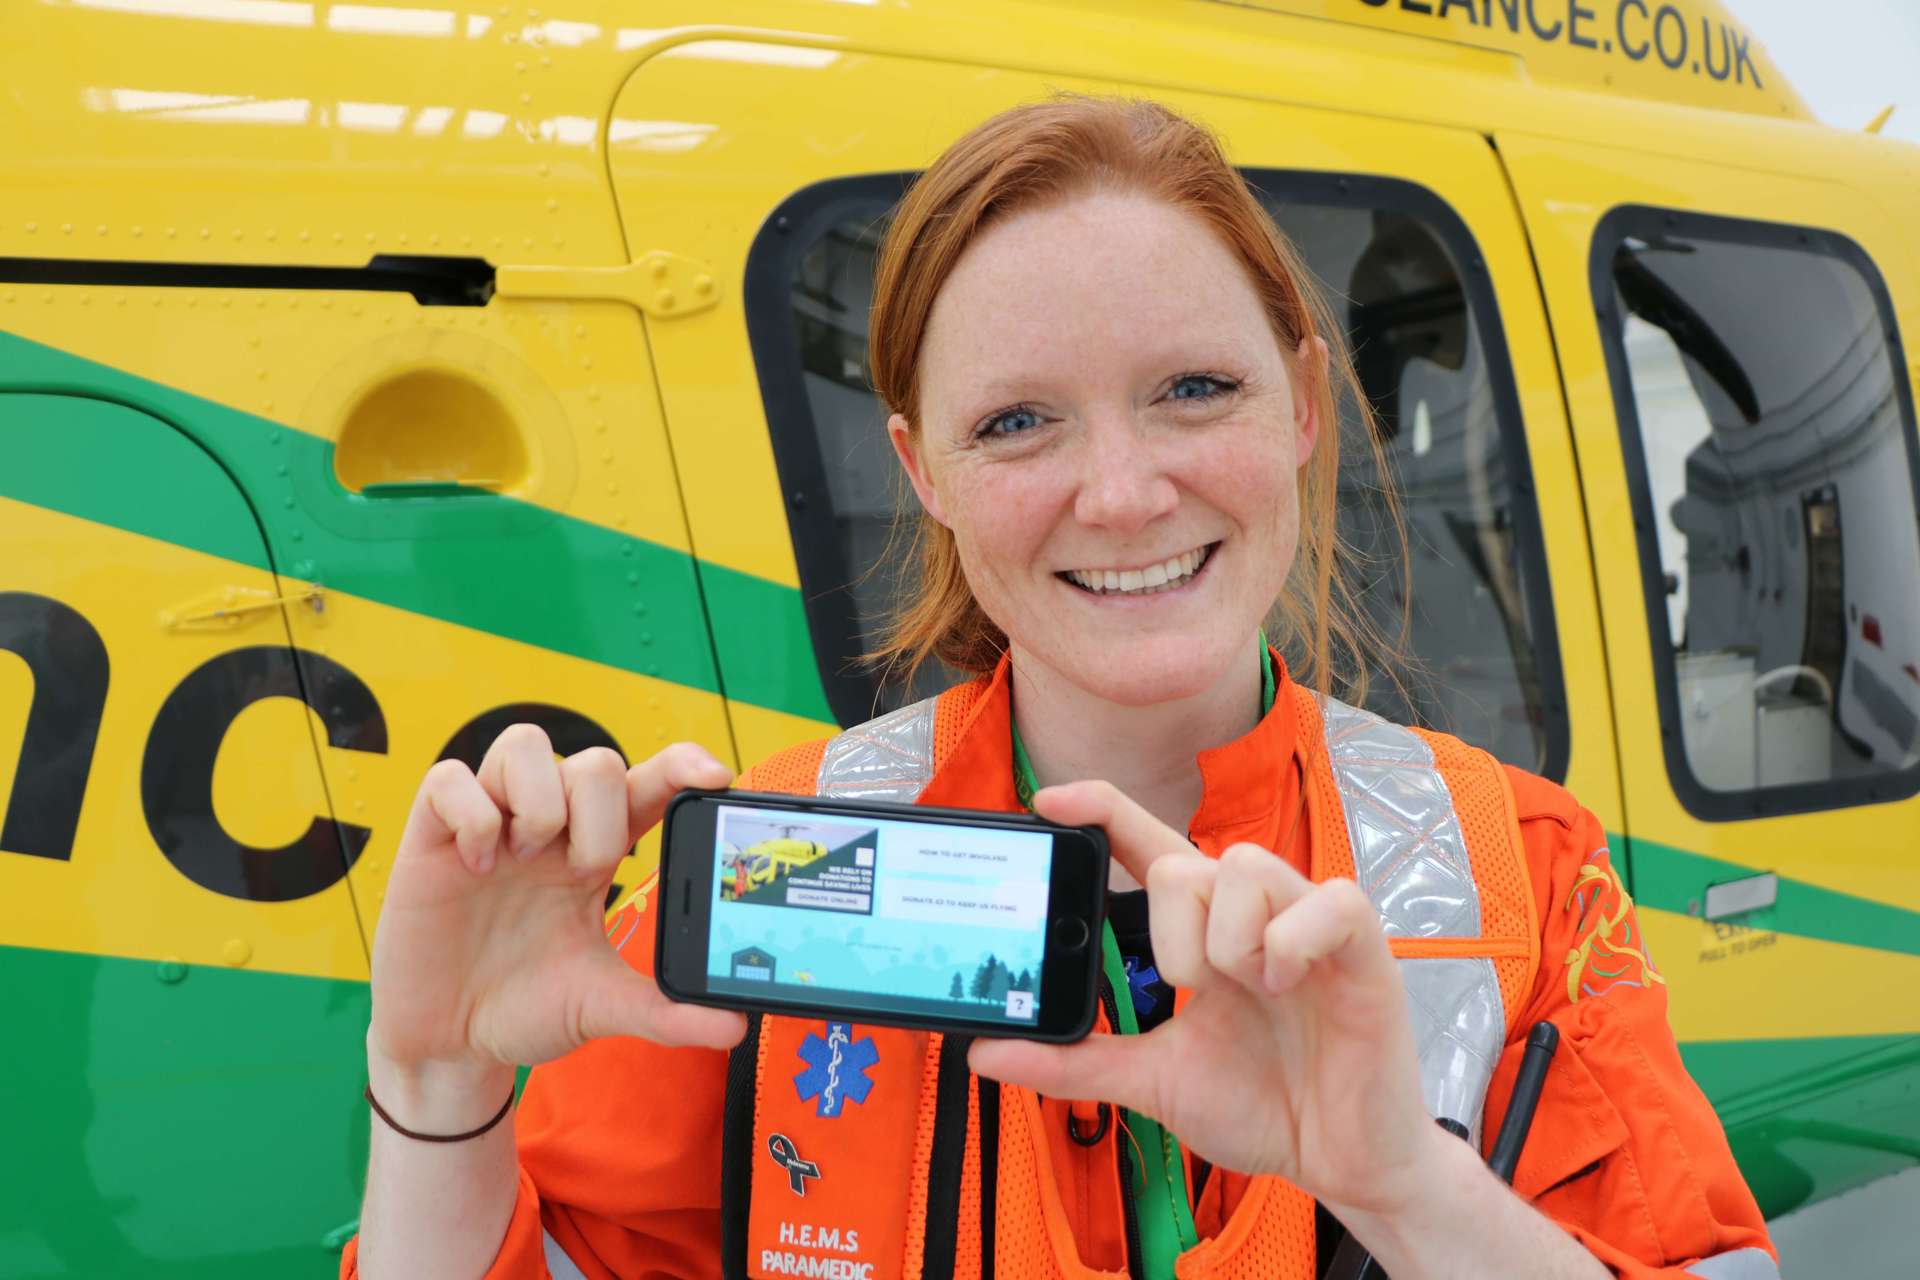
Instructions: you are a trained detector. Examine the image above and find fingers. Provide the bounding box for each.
[1144,841,1382,1003]
[1031,780,1196,888]
[476,724,567,860]
[1205,843,1312,989]
[968,1031,1163,1120]
[1260,878,1397,996]
[439,730,730,887]
[1143,852,1217,989]
[407,759,504,875]
[561,748,631,879]
[626,741,734,837]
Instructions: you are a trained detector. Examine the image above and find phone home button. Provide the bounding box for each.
[1051,915,1090,953]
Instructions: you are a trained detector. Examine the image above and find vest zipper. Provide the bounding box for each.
[1098,974,1146,1280]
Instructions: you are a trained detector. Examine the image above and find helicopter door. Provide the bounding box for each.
[1498,132,1920,1212]
[0,392,372,1276]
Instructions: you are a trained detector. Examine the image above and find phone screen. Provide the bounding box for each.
[704,803,1054,1027]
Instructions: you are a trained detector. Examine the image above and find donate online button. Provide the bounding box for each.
[786,886,872,911]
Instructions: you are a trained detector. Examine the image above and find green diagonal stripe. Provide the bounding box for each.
[0,328,832,724]
[1626,835,1920,959]
[700,560,839,722]
[4,393,270,568]
[1680,1032,1920,1111]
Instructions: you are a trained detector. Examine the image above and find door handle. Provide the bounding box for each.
[1702,872,1778,921]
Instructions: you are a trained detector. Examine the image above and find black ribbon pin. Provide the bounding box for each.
[767,1132,821,1196]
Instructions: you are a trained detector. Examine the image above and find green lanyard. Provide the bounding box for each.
[1099,924,1201,1274]
[1008,637,1275,1277]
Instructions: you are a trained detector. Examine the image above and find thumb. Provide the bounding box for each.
[579,952,748,1051]
[968,1032,1162,1117]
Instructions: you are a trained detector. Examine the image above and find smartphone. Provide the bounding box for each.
[655,789,1110,1041]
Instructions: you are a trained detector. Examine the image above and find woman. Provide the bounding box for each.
[347,98,1776,1280]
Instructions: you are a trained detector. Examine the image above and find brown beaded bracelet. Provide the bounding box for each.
[364,1082,516,1143]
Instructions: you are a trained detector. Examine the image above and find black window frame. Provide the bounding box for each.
[743,170,1570,788]
[741,173,916,729]
[1589,204,1920,821]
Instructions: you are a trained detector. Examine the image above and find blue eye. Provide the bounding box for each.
[1170,374,1234,402]
[981,406,1042,437]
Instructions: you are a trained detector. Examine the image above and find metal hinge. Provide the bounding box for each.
[161,586,324,631]
[494,251,719,319]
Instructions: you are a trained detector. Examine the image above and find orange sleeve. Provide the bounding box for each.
[339,1168,550,1279]
[1479,768,1776,1278]
[514,886,731,1279]
[340,751,831,1280]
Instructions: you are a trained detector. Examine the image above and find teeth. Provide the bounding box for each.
[1066,545,1210,596]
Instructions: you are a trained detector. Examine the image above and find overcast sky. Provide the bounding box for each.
[1724,0,1920,143]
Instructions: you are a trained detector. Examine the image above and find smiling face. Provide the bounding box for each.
[891,190,1324,708]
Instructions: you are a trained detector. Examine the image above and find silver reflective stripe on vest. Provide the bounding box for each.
[1395,955,1504,1141]
[542,1228,588,1279]
[815,696,938,801]
[1686,1248,1782,1280]
[1316,695,1506,1142]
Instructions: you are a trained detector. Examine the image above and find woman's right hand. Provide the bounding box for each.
[366,729,748,1096]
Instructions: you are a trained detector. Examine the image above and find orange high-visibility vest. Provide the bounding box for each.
[719,656,1537,1280]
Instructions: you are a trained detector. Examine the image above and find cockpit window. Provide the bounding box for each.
[1598,209,1920,817]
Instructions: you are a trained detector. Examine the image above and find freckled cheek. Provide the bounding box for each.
[942,465,1072,578]
[1175,433,1298,532]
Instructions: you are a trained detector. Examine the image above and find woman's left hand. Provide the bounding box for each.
[968,779,1445,1221]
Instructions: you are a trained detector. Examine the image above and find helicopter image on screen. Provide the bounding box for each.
[720,826,831,901]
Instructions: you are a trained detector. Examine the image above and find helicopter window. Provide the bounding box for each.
[1257,189,1562,777]
[748,174,1567,780]
[1598,208,1920,819]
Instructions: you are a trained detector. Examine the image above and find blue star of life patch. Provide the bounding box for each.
[794,1021,879,1118]
[1125,954,1161,1017]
